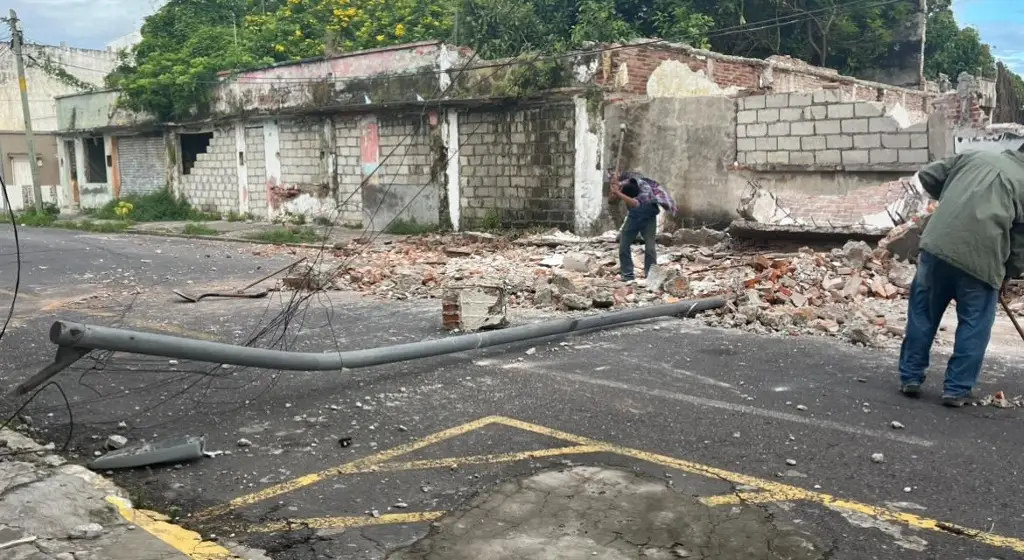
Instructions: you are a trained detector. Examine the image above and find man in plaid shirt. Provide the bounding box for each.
[609,171,679,282]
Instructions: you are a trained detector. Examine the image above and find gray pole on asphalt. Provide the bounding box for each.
[8,10,44,212]
[12,297,727,396]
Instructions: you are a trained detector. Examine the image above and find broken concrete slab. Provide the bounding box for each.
[441,285,509,332]
[388,466,825,560]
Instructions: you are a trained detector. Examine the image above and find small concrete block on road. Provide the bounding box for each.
[442,285,509,331]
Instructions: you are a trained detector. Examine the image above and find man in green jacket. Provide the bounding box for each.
[899,144,1024,407]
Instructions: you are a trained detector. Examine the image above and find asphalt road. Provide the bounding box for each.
[2,227,1024,560]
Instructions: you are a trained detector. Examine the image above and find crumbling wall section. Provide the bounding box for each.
[736,92,928,169]
[594,41,931,116]
[459,104,576,230]
[279,119,328,189]
[180,127,239,214]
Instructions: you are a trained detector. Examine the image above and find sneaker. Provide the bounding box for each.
[941,394,976,408]
[899,383,922,397]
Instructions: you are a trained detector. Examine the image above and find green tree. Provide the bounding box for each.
[924,0,996,80]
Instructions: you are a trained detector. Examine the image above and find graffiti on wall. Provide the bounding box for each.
[953,133,1024,154]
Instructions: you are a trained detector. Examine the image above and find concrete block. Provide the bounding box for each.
[881,134,911,149]
[737,125,750,138]
[758,109,780,123]
[910,133,928,149]
[803,106,828,120]
[779,108,804,122]
[853,134,881,149]
[789,93,813,107]
[841,150,870,165]
[869,117,899,133]
[747,151,768,163]
[870,149,899,164]
[755,137,778,151]
[854,102,886,118]
[765,94,790,108]
[826,135,853,149]
[815,120,841,135]
[898,149,930,164]
[812,90,843,104]
[777,136,801,151]
[736,138,756,152]
[442,285,509,331]
[791,122,815,136]
[767,151,790,164]
[743,96,766,110]
[816,150,842,164]
[801,136,827,150]
[841,119,869,134]
[790,151,815,165]
[767,122,790,136]
[737,110,758,124]
[747,123,768,137]
[827,104,855,119]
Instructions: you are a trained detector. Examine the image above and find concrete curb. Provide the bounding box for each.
[0,428,267,560]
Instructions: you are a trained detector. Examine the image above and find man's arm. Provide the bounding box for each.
[610,187,640,208]
[916,155,960,200]
[1006,223,1024,292]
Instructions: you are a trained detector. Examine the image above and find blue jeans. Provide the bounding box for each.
[898,251,997,397]
[619,203,659,281]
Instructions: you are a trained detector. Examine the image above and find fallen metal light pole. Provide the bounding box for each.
[14,297,726,396]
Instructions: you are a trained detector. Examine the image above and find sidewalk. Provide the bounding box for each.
[0,429,265,560]
[52,216,405,248]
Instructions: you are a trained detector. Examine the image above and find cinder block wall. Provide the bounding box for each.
[180,128,239,214]
[244,125,267,217]
[118,134,167,196]
[279,120,327,187]
[334,117,363,226]
[736,92,929,168]
[458,104,576,229]
[366,116,439,231]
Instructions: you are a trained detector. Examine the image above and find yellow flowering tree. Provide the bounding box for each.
[245,0,454,61]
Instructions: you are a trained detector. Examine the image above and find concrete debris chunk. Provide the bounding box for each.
[562,252,598,273]
[237,438,252,448]
[68,523,104,540]
[562,293,593,311]
[891,421,905,430]
[871,453,885,464]
[105,435,128,450]
[442,285,509,332]
[672,227,728,247]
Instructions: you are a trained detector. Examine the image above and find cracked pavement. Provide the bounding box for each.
[2,228,1024,559]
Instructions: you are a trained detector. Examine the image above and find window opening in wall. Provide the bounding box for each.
[84,137,107,183]
[180,132,213,175]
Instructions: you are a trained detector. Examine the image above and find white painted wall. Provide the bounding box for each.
[262,120,281,221]
[442,109,460,230]
[0,44,118,132]
[953,133,1024,154]
[573,97,604,235]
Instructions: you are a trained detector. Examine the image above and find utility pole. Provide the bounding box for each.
[8,10,43,212]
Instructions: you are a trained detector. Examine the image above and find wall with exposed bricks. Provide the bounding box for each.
[458,104,576,230]
[736,92,929,169]
[594,42,931,119]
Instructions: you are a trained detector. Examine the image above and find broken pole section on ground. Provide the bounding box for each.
[15,298,726,396]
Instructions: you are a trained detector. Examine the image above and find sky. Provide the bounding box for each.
[6,0,1023,74]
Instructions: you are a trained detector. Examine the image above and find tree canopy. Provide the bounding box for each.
[108,0,1018,121]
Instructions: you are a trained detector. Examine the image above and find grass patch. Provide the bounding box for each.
[183,223,219,236]
[480,208,502,231]
[64,220,132,233]
[245,227,323,244]
[226,211,250,222]
[17,210,57,227]
[385,218,439,235]
[92,189,220,222]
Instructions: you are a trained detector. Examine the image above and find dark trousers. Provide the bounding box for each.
[619,203,659,281]
[898,251,997,397]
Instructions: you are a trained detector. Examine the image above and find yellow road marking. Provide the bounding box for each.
[107,496,238,559]
[252,512,446,533]
[370,445,604,473]
[699,492,783,507]
[194,415,502,520]
[201,415,1024,553]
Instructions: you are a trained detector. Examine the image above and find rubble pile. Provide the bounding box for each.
[273,228,929,346]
